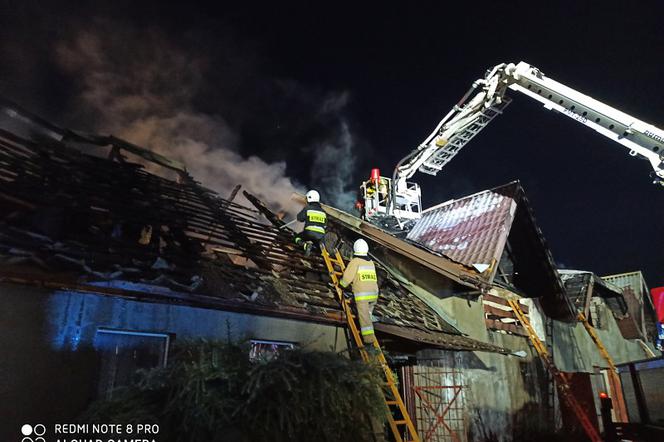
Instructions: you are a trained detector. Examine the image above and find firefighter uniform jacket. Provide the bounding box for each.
[339,257,379,301]
[296,202,327,236]
[340,256,379,342]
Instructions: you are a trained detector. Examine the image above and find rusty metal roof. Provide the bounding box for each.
[406,183,518,270]
[404,181,576,321]
[602,271,658,340]
[602,271,649,299]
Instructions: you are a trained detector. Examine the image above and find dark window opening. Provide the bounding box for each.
[249,339,295,361]
[497,241,517,285]
[95,329,170,399]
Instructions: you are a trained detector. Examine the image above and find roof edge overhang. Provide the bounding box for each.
[294,193,487,291]
[0,272,346,327]
[2,271,488,350]
[375,323,512,355]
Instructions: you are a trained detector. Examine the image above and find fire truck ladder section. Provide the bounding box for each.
[506,299,603,442]
[321,245,420,442]
[418,99,511,175]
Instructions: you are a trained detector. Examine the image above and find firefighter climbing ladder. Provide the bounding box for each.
[506,299,603,442]
[321,245,421,442]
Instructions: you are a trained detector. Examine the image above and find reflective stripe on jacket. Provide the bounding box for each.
[339,257,379,301]
[360,326,375,336]
[297,203,326,235]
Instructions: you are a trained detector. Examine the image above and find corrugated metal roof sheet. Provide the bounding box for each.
[406,184,517,269]
[404,181,576,321]
[602,271,648,301]
[602,271,653,339]
[603,271,662,342]
[559,269,628,318]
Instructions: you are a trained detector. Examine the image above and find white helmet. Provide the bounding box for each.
[353,239,369,256]
[306,189,320,203]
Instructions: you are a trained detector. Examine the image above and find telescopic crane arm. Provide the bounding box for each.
[392,61,664,198]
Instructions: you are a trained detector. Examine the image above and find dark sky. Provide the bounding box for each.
[1,1,663,286]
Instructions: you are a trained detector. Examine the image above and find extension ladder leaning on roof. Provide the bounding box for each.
[321,245,420,442]
[506,298,603,442]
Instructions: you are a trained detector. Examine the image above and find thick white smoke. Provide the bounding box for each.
[311,120,357,210]
[55,29,305,216]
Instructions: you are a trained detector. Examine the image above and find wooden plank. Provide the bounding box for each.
[375,322,512,354]
[485,319,528,337]
[483,293,529,313]
[484,304,519,320]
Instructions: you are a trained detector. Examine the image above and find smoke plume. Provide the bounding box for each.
[48,22,363,218]
[311,120,357,210]
[54,28,308,215]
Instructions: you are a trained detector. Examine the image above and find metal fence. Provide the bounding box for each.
[403,361,467,442]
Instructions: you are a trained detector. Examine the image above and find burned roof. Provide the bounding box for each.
[0,100,509,354]
[406,181,576,321]
[602,271,658,341]
[559,270,628,318]
[603,271,649,298]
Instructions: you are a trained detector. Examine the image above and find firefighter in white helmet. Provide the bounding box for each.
[295,190,327,256]
[340,238,379,344]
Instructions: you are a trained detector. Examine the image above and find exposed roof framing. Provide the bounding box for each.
[0,106,510,354]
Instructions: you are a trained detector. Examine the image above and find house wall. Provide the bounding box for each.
[412,282,661,441]
[0,282,347,440]
[414,294,552,442]
[552,299,659,373]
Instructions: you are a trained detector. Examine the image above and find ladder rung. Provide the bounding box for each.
[385,400,398,405]
[393,420,407,425]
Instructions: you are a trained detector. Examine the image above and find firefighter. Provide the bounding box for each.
[340,239,379,345]
[377,177,389,204]
[295,190,327,256]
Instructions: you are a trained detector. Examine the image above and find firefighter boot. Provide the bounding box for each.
[303,241,313,257]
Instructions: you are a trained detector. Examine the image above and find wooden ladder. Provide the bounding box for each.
[578,311,628,422]
[507,299,603,442]
[578,311,616,371]
[321,245,420,442]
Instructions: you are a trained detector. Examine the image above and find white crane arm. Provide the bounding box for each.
[507,62,664,181]
[394,63,513,181]
[393,61,664,193]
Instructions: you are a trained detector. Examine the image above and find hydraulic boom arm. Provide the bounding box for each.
[393,61,664,195]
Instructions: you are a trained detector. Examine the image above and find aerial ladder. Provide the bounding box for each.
[505,298,603,442]
[360,61,664,227]
[321,245,420,442]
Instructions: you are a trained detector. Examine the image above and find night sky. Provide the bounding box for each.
[1,1,663,286]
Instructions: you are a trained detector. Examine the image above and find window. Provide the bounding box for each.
[249,339,295,361]
[94,328,170,399]
[497,241,516,285]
